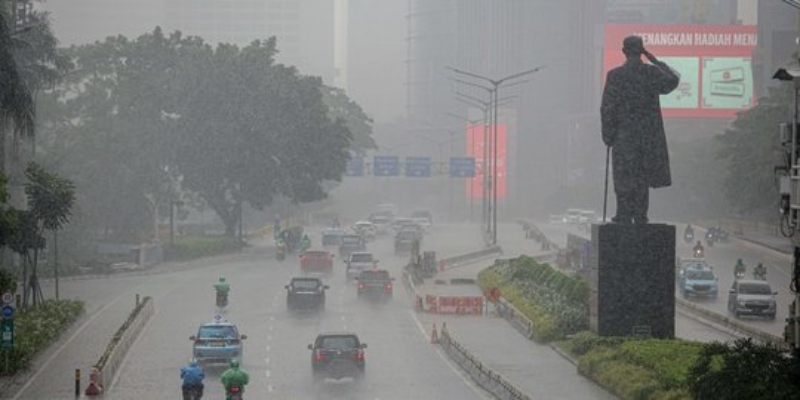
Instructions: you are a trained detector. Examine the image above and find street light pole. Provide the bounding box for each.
[447,66,544,246]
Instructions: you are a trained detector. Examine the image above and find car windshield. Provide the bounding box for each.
[360,270,390,281]
[292,279,321,289]
[739,283,772,295]
[350,254,373,262]
[341,236,360,245]
[322,234,340,246]
[686,270,714,280]
[319,336,359,349]
[198,325,238,340]
[304,251,328,258]
[398,231,416,239]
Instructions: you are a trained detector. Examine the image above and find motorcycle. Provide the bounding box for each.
[684,230,694,244]
[182,385,203,400]
[705,230,714,247]
[216,292,228,309]
[753,268,767,281]
[276,242,286,261]
[226,386,243,400]
[693,247,704,258]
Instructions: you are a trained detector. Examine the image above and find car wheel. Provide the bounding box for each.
[734,310,741,318]
[768,313,776,321]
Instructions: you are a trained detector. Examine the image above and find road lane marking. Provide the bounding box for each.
[268,384,274,392]
[12,293,127,400]
[265,370,271,378]
[266,345,271,352]
[408,310,491,400]
[265,357,270,364]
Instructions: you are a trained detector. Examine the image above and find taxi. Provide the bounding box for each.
[190,316,248,365]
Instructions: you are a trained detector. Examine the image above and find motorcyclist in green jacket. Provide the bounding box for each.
[221,359,249,398]
[214,277,231,307]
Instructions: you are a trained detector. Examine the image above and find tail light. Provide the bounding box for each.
[385,283,393,292]
[357,283,365,290]
[230,386,241,393]
[314,350,326,362]
[355,349,365,361]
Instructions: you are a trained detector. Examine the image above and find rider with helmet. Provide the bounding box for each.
[300,234,311,251]
[692,241,704,258]
[180,359,205,400]
[734,258,747,279]
[753,262,767,280]
[220,359,250,399]
[214,277,230,307]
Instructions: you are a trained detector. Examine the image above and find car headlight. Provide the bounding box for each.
[737,300,747,307]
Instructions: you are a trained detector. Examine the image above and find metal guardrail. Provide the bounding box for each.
[495,297,535,340]
[439,327,531,400]
[676,298,787,349]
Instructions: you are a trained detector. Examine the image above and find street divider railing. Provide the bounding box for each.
[438,246,503,271]
[86,295,154,396]
[676,298,788,349]
[438,325,532,400]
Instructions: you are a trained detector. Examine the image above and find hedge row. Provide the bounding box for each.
[478,256,589,340]
[0,299,85,375]
[567,331,699,400]
[164,236,241,262]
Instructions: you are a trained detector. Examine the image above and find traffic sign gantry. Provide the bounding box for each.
[345,157,365,177]
[373,156,400,177]
[405,157,432,178]
[450,157,476,178]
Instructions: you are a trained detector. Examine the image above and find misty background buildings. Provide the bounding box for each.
[38,0,797,220]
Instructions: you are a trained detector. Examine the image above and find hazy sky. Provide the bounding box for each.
[41,0,407,123]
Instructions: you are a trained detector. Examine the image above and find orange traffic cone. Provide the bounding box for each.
[430,323,439,344]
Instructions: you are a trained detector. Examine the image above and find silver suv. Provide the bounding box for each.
[727,279,777,320]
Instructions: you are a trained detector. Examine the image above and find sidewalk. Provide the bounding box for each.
[414,239,617,400]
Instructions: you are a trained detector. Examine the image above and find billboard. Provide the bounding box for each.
[466,124,507,200]
[604,24,758,118]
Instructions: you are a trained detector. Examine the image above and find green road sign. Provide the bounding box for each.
[1,318,13,349]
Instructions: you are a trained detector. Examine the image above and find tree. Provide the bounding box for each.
[322,86,376,155]
[716,84,791,220]
[8,162,74,307]
[172,38,352,236]
[688,338,800,400]
[0,3,34,138]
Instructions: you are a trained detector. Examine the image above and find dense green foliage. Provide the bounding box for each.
[687,338,800,400]
[568,331,700,400]
[164,236,241,262]
[37,28,373,241]
[0,299,84,375]
[716,84,791,219]
[478,256,589,340]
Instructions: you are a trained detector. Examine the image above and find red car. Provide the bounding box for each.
[300,250,334,274]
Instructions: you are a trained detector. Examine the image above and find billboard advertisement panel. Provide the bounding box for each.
[466,124,507,200]
[603,24,757,118]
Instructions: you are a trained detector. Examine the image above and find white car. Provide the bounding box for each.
[352,221,377,240]
[411,217,431,232]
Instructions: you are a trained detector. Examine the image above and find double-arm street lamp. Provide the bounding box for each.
[447,66,544,246]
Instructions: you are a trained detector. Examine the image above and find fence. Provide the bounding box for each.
[438,326,531,400]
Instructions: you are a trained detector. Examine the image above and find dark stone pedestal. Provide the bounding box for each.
[590,223,675,339]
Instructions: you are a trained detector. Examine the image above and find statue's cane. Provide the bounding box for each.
[603,145,610,222]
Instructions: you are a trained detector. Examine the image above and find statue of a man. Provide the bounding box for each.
[601,35,680,225]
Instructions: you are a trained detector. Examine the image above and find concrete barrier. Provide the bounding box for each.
[87,296,154,395]
[439,246,503,271]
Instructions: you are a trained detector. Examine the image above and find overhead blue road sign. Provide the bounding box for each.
[450,157,476,178]
[373,156,400,177]
[405,157,432,178]
[345,157,364,177]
